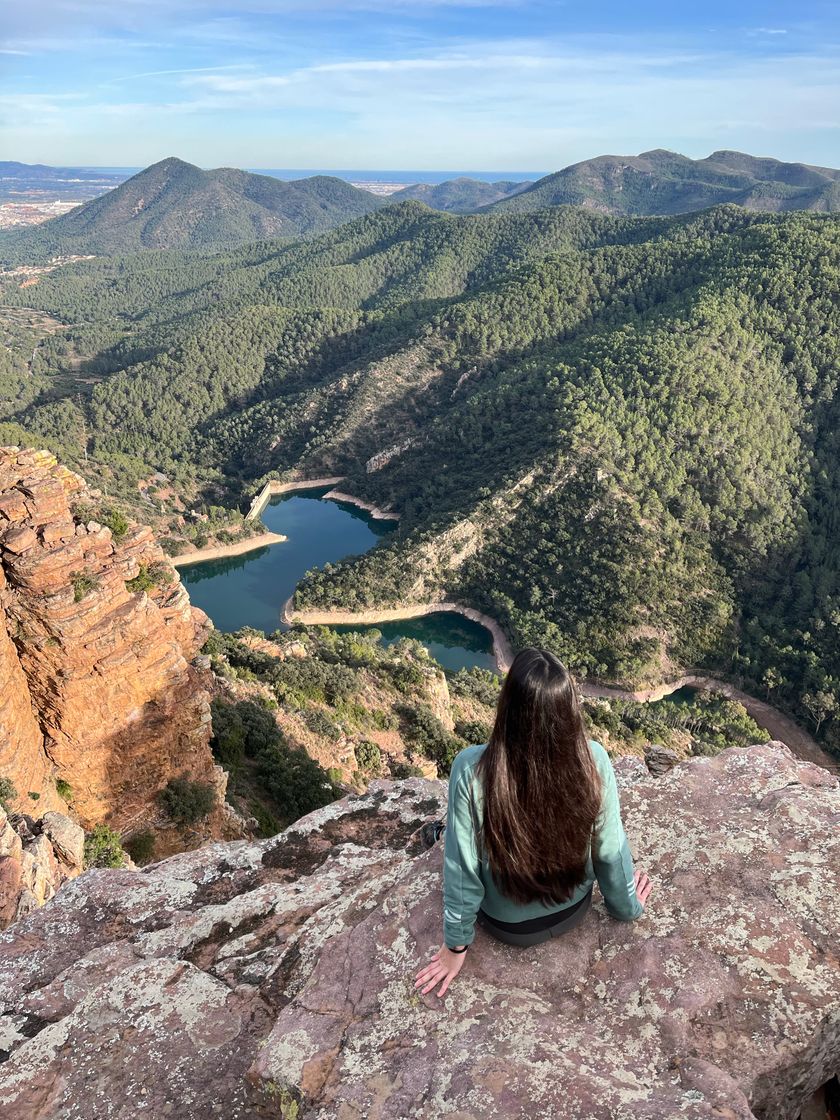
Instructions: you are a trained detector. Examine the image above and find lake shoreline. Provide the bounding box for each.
[283,598,514,672]
[193,488,836,774]
[284,597,834,771]
[245,476,345,520]
[172,531,287,567]
[322,488,401,522]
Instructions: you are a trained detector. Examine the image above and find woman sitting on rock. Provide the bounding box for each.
[414,647,652,997]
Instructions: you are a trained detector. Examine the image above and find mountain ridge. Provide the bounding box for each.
[487,147,840,216]
[0,157,386,257]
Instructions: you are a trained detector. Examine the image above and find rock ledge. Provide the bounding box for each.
[0,743,838,1119]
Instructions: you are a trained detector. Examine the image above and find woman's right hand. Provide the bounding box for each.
[634,869,652,907]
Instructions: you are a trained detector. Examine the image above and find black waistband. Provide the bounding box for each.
[478,886,593,934]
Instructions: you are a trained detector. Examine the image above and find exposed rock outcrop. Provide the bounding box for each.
[0,806,84,929]
[0,446,231,852]
[0,742,837,1118]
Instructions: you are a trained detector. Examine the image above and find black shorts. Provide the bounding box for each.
[477,887,593,947]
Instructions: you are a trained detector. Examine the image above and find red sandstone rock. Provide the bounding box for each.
[0,745,837,1119]
[1,526,37,554]
[0,807,85,930]
[0,857,21,927]
[0,492,27,522]
[0,446,233,855]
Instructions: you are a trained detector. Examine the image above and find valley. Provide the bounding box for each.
[1,171,839,774]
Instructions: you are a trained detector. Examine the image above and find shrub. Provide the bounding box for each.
[369,708,398,730]
[255,745,336,823]
[355,739,382,774]
[126,562,173,594]
[160,536,187,557]
[98,505,130,542]
[391,760,426,779]
[455,718,492,744]
[397,704,463,775]
[303,708,342,740]
[211,698,282,766]
[71,570,100,602]
[84,824,126,869]
[55,778,73,802]
[158,777,216,824]
[247,800,281,839]
[387,660,426,694]
[449,668,501,706]
[0,777,17,811]
[124,829,156,865]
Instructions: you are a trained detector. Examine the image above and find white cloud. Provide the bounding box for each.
[6,27,840,169]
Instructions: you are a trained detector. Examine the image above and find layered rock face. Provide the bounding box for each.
[0,742,837,1119]
[0,806,84,928]
[0,447,226,848]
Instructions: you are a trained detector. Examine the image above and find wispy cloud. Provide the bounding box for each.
[4,4,840,169]
[106,63,251,84]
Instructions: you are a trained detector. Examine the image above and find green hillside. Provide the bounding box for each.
[0,157,386,259]
[390,178,529,212]
[488,149,840,217]
[1,201,839,757]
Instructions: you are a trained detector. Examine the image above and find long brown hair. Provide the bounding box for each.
[476,648,601,906]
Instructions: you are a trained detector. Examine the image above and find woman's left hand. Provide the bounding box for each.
[414,945,467,997]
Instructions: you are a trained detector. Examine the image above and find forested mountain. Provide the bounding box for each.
[488,149,840,216]
[2,200,839,758]
[0,157,386,259]
[5,149,837,265]
[390,177,528,212]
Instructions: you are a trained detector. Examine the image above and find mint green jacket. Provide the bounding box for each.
[443,741,644,946]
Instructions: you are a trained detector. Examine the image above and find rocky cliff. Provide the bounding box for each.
[0,806,84,928]
[0,742,837,1119]
[0,446,230,852]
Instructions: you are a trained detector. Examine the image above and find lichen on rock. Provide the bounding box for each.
[0,744,837,1118]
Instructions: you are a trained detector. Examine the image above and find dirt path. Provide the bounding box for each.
[172,532,286,567]
[582,674,837,773]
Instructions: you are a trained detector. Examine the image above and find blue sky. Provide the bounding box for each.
[2,0,839,171]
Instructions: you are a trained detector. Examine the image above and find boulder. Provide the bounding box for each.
[644,742,681,775]
[1,527,37,555]
[39,813,84,869]
[0,810,85,929]
[0,745,838,1118]
[0,492,28,523]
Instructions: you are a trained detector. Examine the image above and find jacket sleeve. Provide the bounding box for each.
[442,760,485,947]
[591,754,644,922]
